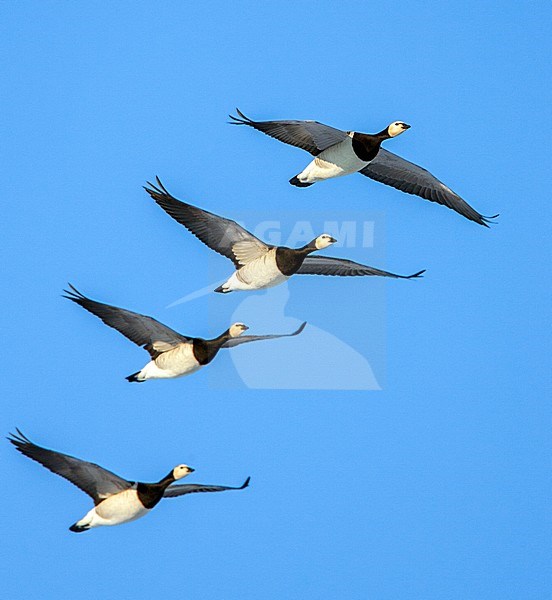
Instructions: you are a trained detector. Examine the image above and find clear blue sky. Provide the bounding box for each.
[1,2,550,598]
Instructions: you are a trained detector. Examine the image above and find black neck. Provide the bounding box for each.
[373,127,391,140]
[275,243,317,277]
[352,132,386,162]
[136,471,176,510]
[193,331,232,366]
[157,470,177,487]
[209,330,233,348]
[299,240,320,255]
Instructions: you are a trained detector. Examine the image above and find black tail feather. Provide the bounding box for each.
[289,176,313,188]
[69,523,89,533]
[125,371,143,383]
[214,285,231,294]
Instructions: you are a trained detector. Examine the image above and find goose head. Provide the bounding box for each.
[387,121,411,137]
[229,322,249,338]
[172,464,195,480]
[314,234,337,250]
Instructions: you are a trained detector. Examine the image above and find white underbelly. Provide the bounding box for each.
[223,251,289,291]
[297,137,368,183]
[139,344,202,379]
[81,490,150,528]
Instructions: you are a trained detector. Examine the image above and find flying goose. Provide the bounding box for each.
[9,430,250,532]
[63,285,306,381]
[145,178,424,293]
[229,109,497,227]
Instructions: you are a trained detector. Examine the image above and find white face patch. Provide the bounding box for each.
[387,121,410,137]
[229,323,248,337]
[173,464,193,480]
[315,234,337,250]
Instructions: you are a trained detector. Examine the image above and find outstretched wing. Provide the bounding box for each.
[63,284,189,358]
[222,322,307,348]
[145,178,269,268]
[360,149,497,227]
[229,108,348,156]
[8,429,132,504]
[297,256,425,279]
[163,476,250,498]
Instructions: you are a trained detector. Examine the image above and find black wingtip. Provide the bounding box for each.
[481,213,499,227]
[228,108,252,125]
[240,476,251,489]
[292,321,307,335]
[62,283,86,302]
[155,176,170,194]
[7,427,28,446]
[8,428,34,454]
[144,176,170,199]
[69,523,89,533]
[235,107,249,121]
[406,269,426,279]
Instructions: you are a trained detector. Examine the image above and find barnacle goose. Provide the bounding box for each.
[145,178,424,293]
[63,285,306,381]
[9,430,249,532]
[229,109,497,227]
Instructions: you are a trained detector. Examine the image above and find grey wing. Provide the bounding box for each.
[63,284,189,357]
[8,429,132,504]
[222,322,307,348]
[163,477,251,498]
[297,256,425,279]
[145,178,268,268]
[360,149,498,227]
[229,108,348,156]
